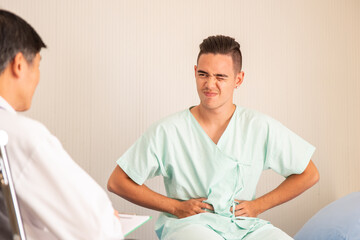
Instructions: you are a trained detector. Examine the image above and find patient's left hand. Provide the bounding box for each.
[230,200,260,218]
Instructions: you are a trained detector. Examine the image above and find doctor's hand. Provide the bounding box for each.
[230,200,261,218]
[173,198,213,219]
[114,210,120,220]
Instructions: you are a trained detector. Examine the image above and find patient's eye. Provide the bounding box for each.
[198,72,208,78]
[215,74,228,81]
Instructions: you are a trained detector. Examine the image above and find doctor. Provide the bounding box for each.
[108,35,320,240]
[0,10,123,239]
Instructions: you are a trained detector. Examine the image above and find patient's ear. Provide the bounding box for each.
[235,71,244,88]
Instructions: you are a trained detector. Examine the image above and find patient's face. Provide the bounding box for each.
[194,53,240,110]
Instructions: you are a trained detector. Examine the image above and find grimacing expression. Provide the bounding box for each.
[195,53,243,110]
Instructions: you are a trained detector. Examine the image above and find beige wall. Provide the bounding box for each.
[2,0,360,239]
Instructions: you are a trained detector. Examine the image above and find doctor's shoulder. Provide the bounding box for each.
[6,113,57,151]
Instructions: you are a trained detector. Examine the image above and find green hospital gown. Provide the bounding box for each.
[117,106,315,239]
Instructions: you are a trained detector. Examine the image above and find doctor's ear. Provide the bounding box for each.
[11,52,27,79]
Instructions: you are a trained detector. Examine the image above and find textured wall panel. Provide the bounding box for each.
[1,0,359,239]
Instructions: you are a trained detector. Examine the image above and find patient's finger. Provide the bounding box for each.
[195,197,207,202]
[230,200,242,212]
[235,209,247,217]
[200,202,214,210]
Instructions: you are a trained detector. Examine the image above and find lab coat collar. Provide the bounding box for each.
[0,96,16,114]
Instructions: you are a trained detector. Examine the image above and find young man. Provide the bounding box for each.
[108,35,319,240]
[0,10,123,239]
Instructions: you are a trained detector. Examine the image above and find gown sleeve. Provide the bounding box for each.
[117,126,166,185]
[263,117,316,177]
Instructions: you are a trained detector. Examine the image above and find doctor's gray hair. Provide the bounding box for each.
[197,35,242,73]
[0,9,46,74]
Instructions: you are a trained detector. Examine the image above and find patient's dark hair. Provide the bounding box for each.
[0,9,46,74]
[197,35,242,73]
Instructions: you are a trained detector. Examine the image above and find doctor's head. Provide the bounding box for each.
[0,10,46,111]
[194,35,244,110]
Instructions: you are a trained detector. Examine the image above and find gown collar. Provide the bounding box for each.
[187,105,238,148]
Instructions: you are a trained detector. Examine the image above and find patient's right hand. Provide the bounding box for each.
[173,198,214,219]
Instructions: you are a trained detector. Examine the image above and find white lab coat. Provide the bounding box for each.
[0,96,123,240]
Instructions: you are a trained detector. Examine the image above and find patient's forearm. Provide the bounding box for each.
[107,166,178,215]
[107,166,213,218]
[254,160,319,215]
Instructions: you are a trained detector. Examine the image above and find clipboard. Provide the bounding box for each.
[0,130,27,240]
[118,213,151,237]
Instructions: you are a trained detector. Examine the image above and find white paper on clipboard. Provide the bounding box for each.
[118,213,151,237]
